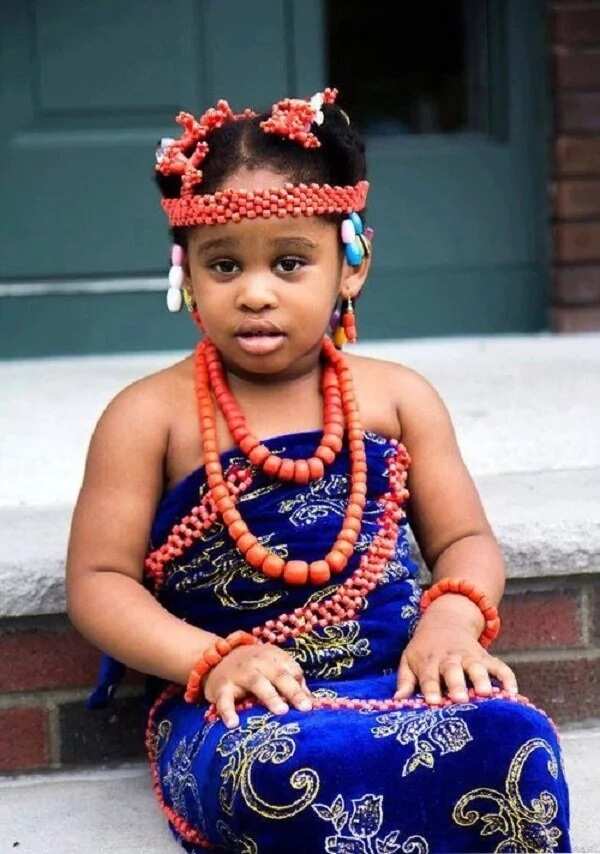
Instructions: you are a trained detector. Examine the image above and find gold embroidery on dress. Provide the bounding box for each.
[370,704,477,776]
[239,479,283,503]
[286,621,371,679]
[277,473,381,529]
[216,713,320,820]
[452,737,563,851]
[171,533,287,610]
[216,819,258,853]
[150,718,173,760]
[364,431,389,446]
[400,578,421,622]
[311,688,340,699]
[312,792,430,853]
[162,719,216,825]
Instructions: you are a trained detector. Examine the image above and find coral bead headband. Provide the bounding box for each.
[155,87,369,227]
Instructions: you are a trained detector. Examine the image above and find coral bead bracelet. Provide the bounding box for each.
[184,629,257,704]
[420,577,501,649]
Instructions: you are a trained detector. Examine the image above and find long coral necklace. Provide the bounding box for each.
[195,335,367,586]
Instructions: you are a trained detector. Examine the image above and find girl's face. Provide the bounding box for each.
[184,167,369,379]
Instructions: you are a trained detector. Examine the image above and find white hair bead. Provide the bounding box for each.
[168,265,184,289]
[167,287,183,312]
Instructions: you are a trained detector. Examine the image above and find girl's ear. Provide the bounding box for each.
[338,245,372,301]
[182,248,192,284]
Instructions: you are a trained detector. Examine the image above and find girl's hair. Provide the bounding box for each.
[154,102,367,247]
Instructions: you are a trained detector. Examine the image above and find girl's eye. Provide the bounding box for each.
[211,259,239,275]
[276,257,305,274]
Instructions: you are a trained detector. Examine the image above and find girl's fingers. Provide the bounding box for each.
[246,671,289,716]
[485,656,519,694]
[439,657,470,702]
[394,657,417,699]
[416,664,443,704]
[464,659,494,697]
[272,669,312,711]
[215,683,239,729]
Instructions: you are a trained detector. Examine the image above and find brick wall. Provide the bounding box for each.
[0,576,598,774]
[0,615,146,773]
[551,1,600,330]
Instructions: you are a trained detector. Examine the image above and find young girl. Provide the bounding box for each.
[66,89,571,853]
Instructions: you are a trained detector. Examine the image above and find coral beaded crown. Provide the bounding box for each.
[155,87,369,227]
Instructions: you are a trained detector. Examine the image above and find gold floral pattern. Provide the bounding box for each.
[287,621,371,679]
[216,819,258,853]
[216,713,320,820]
[452,737,563,851]
[277,473,380,529]
[151,718,172,759]
[370,704,478,776]
[162,719,216,824]
[170,532,287,610]
[312,792,429,853]
[401,579,422,638]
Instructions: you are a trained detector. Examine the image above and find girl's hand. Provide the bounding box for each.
[202,643,312,728]
[394,598,519,705]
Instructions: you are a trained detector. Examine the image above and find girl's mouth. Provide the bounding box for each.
[235,332,286,355]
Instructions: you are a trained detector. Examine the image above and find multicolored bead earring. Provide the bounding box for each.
[341,211,365,267]
[166,244,185,312]
[342,297,358,343]
[333,296,358,349]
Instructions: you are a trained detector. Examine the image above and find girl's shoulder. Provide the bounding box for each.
[86,354,195,488]
[347,353,454,449]
[345,351,450,444]
[98,353,194,434]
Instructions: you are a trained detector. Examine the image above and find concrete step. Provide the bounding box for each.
[1,721,598,853]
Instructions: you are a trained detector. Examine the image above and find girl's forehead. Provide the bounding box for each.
[190,214,335,253]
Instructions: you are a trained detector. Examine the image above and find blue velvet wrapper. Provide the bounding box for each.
[90,430,571,852]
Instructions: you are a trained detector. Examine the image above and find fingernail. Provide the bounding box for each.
[298,699,312,711]
[275,703,288,714]
[227,717,239,729]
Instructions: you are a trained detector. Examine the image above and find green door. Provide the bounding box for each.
[0,0,548,357]
[334,0,550,338]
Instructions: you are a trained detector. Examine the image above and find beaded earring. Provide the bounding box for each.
[166,244,185,312]
[333,297,358,349]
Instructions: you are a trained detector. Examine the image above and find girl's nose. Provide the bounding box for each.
[236,275,278,312]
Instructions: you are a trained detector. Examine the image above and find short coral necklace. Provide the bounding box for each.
[195,335,368,586]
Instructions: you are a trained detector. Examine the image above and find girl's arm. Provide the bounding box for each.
[66,377,314,724]
[391,365,519,704]
[66,378,220,686]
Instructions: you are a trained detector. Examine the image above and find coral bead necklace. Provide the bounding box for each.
[195,335,368,586]
[202,336,345,481]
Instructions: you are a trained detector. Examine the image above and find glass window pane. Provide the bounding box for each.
[326,0,493,136]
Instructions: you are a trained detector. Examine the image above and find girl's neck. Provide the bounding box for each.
[226,357,322,401]
[219,345,325,398]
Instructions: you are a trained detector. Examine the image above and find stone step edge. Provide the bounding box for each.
[1,466,599,618]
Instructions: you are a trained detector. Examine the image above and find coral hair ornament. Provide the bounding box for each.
[259,87,339,148]
[155,88,369,227]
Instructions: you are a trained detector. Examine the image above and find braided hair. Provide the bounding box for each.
[154,101,368,248]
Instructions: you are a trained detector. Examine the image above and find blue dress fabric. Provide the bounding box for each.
[92,429,571,852]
